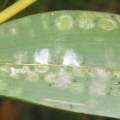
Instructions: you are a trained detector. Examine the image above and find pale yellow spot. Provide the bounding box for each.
[0,67,9,73]
[45,73,56,84]
[98,18,118,31]
[89,68,111,96]
[77,13,95,29]
[10,67,18,78]
[63,49,81,67]
[89,80,107,96]
[51,12,55,16]
[26,71,39,82]
[96,68,111,80]
[15,66,30,75]
[11,27,17,35]
[41,15,50,30]
[55,15,73,31]
[14,51,28,64]
[35,66,49,73]
[113,71,120,78]
[34,49,50,64]
[115,15,120,23]
[55,69,71,88]
[20,66,40,82]
[70,83,85,93]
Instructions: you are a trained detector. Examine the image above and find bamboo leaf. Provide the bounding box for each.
[0,11,120,118]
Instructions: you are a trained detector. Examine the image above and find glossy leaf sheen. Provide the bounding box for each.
[0,11,120,118]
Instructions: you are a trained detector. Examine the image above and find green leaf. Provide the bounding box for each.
[0,10,120,118]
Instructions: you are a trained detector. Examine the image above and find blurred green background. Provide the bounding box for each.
[0,0,120,17]
[0,0,119,120]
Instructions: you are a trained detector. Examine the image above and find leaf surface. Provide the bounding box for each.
[0,11,120,118]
